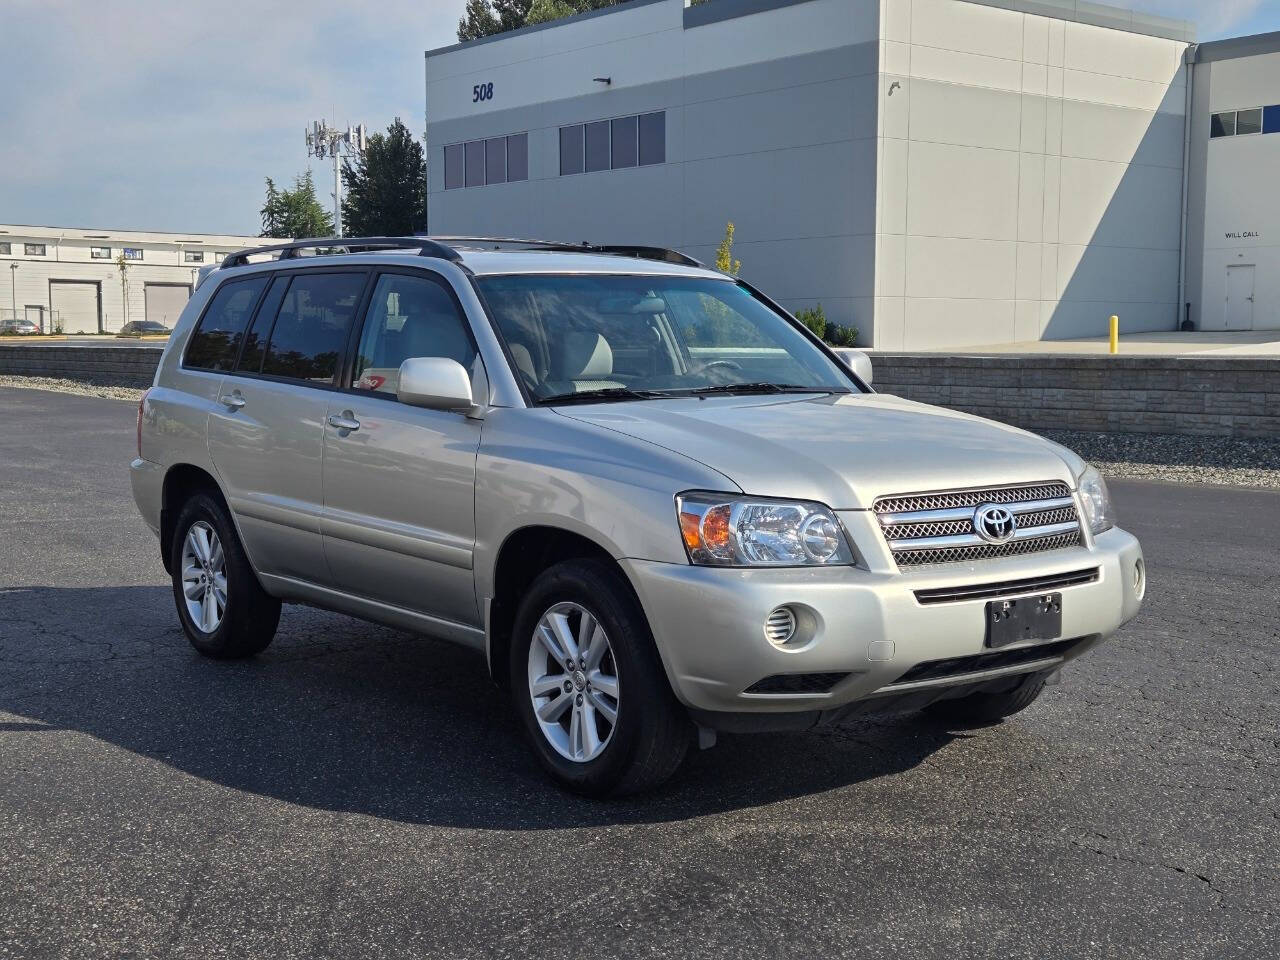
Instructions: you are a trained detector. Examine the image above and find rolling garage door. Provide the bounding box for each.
[49,281,101,334]
[144,283,191,329]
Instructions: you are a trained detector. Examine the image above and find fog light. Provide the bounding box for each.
[1133,558,1146,599]
[764,606,797,647]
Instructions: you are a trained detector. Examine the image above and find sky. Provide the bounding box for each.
[0,0,1276,237]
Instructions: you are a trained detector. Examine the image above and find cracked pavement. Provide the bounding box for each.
[0,385,1276,959]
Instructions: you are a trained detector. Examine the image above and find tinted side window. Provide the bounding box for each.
[585,120,610,173]
[236,274,290,373]
[639,111,665,165]
[352,273,477,396]
[260,273,366,385]
[185,276,268,371]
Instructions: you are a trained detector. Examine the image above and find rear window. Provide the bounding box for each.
[259,272,366,385]
[185,276,268,371]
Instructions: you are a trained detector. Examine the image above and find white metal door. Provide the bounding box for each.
[49,281,100,334]
[144,283,190,329]
[1224,265,1255,331]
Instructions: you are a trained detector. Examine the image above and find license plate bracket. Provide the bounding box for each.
[985,593,1062,649]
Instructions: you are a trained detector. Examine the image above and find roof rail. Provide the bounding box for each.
[221,236,463,269]
[423,235,704,268]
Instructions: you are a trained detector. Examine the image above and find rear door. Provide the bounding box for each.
[320,269,484,627]
[204,268,368,586]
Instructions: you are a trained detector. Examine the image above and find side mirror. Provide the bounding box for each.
[832,348,872,386]
[397,357,475,411]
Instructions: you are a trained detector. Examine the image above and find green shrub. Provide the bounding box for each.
[825,323,859,347]
[794,304,826,340]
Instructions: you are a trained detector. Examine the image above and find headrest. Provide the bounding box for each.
[560,332,612,379]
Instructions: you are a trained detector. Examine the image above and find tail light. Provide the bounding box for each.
[136,388,152,459]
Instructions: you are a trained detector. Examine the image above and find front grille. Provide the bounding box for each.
[888,636,1090,686]
[744,672,849,696]
[913,567,1100,605]
[874,481,1083,567]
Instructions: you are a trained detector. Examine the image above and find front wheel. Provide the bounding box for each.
[924,671,1048,726]
[510,559,690,796]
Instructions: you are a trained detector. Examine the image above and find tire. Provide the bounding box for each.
[170,490,281,659]
[924,671,1048,726]
[509,559,691,797]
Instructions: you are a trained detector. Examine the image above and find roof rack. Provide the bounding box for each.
[423,236,705,268]
[220,236,463,269]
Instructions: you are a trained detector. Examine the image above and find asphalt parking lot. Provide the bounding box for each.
[1,385,1276,960]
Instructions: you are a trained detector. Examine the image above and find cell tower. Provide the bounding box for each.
[305,120,367,237]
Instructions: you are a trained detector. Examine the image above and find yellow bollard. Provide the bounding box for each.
[1109,315,1119,354]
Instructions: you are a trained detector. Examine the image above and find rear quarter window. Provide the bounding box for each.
[184,276,269,371]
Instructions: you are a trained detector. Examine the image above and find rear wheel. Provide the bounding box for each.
[170,491,280,659]
[924,671,1048,726]
[510,559,690,796]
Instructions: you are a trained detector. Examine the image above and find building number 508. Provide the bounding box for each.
[472,82,494,103]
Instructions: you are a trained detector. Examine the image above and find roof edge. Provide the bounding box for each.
[1192,30,1280,63]
[426,0,669,59]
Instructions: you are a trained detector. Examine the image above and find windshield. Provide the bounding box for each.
[473,274,854,403]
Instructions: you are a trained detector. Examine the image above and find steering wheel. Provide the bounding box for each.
[696,359,743,375]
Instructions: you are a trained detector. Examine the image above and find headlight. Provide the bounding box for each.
[676,493,856,567]
[1076,466,1115,535]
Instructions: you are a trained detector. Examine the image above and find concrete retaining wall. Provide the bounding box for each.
[3,344,1278,438]
[873,354,1280,438]
[0,345,162,387]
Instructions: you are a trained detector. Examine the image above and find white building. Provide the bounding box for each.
[1185,31,1280,332]
[0,224,262,334]
[423,0,1280,348]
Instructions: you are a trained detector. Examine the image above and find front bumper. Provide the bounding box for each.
[622,527,1144,717]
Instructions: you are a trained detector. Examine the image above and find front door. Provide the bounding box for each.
[205,269,369,586]
[1225,264,1255,331]
[320,270,484,628]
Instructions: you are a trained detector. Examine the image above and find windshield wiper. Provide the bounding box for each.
[687,382,844,397]
[539,386,669,405]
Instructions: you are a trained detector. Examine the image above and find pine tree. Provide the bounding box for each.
[259,171,333,239]
[341,118,427,237]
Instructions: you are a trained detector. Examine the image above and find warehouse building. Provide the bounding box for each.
[0,225,261,334]
[425,0,1278,349]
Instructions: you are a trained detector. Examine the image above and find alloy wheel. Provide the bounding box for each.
[527,601,620,763]
[180,521,227,633]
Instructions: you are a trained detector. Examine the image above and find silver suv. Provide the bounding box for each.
[131,236,1146,795]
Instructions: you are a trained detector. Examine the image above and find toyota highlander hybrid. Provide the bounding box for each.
[131,236,1146,795]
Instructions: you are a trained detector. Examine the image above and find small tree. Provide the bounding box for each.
[341,118,427,237]
[715,221,741,276]
[260,171,333,239]
[795,304,826,340]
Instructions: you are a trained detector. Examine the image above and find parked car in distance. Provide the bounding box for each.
[1,318,40,335]
[131,236,1146,795]
[117,320,172,337]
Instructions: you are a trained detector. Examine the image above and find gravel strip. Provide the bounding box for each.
[1,376,1276,488]
[1042,429,1280,489]
[0,375,147,403]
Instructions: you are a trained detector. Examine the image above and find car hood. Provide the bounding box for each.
[555,392,1081,510]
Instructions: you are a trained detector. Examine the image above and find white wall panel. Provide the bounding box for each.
[909,80,1022,151]
[906,141,1019,240]
[909,0,1023,61]
[905,237,1016,299]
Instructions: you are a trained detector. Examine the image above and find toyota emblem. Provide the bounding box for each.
[974,503,1017,544]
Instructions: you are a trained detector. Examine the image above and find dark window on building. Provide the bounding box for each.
[184,250,205,263]
[1210,111,1236,138]
[90,246,111,259]
[236,275,290,374]
[507,132,528,181]
[444,143,464,189]
[560,124,584,175]
[24,244,46,256]
[260,272,365,385]
[639,111,665,165]
[465,140,485,187]
[585,120,610,172]
[124,248,143,260]
[1265,105,1280,134]
[185,276,268,371]
[485,137,506,184]
[1237,107,1263,135]
[611,115,638,168]
[0,243,9,255]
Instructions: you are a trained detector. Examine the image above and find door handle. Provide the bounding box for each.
[219,392,246,410]
[327,412,361,432]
